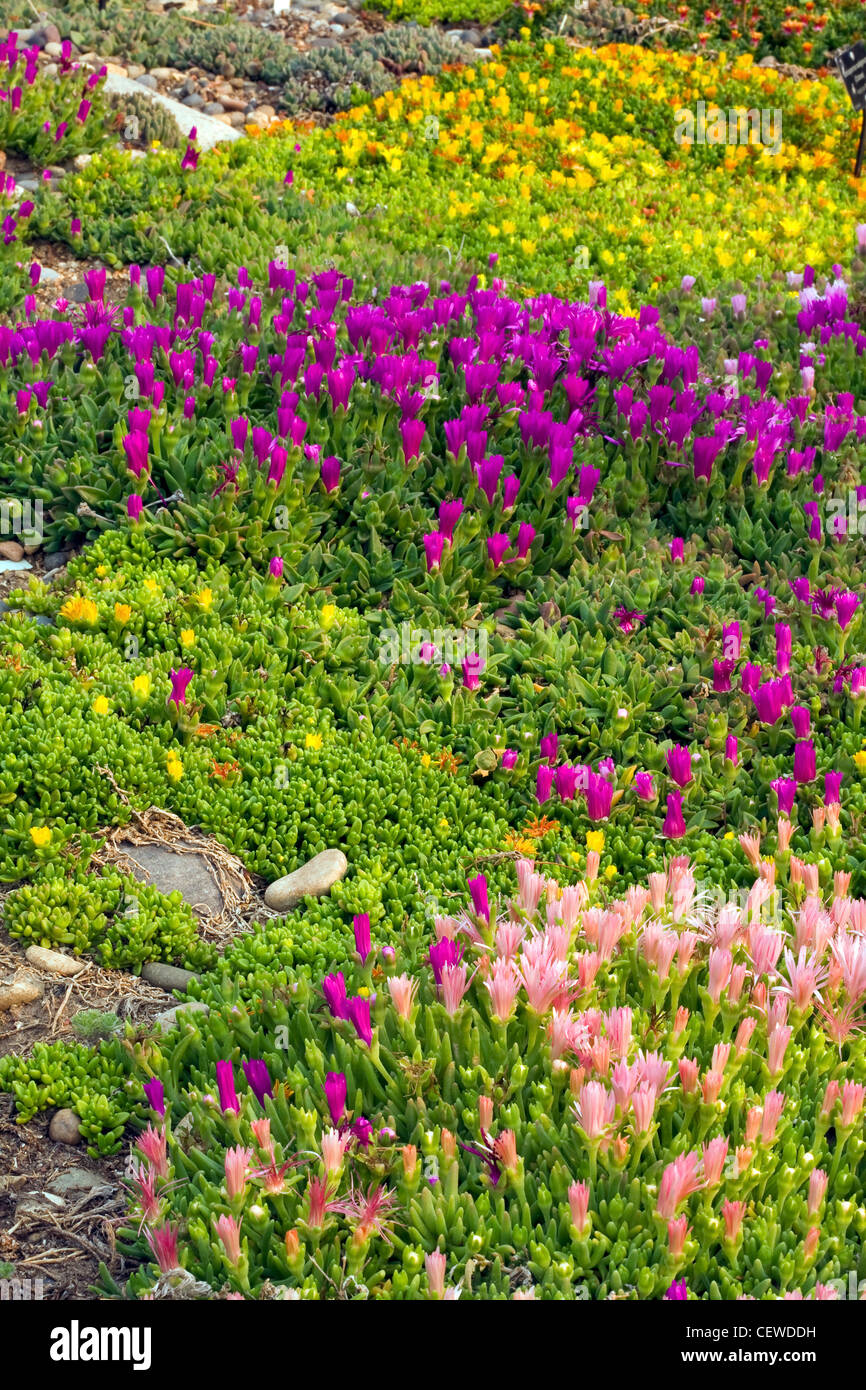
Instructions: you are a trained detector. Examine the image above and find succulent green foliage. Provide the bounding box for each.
[0,1037,131,1153]
[3,864,216,972]
[278,26,479,115]
[105,88,184,150]
[70,1008,123,1040]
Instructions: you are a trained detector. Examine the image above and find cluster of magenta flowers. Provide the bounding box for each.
[501,663,854,851]
[121,844,866,1300]
[4,248,866,768]
[3,236,865,632]
[4,239,866,617]
[0,247,837,504]
[0,33,106,169]
[1,170,33,250]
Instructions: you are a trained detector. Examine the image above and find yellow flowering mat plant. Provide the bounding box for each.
[41,39,866,306]
[283,39,865,305]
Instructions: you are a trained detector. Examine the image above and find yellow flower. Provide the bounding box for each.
[196,588,214,610]
[356,986,371,998]
[92,696,110,715]
[180,629,196,648]
[305,732,323,750]
[114,603,132,625]
[60,596,98,625]
[96,564,108,577]
[586,830,605,854]
[604,864,617,880]
[133,673,151,697]
[29,826,52,847]
[321,604,337,630]
[143,577,161,594]
[166,753,183,782]
[439,816,450,831]
[723,831,735,840]
[855,750,866,771]
[421,753,432,768]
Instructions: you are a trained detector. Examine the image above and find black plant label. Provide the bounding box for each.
[838,42,866,111]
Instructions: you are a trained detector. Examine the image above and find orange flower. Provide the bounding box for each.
[522,815,560,839]
[437,749,461,775]
[505,831,537,855]
[210,759,240,779]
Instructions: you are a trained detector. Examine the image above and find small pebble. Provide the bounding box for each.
[25,945,87,977]
[141,961,202,991]
[49,1109,83,1146]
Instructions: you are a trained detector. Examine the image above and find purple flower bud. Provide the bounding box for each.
[635,771,655,799]
[324,1072,347,1125]
[143,1078,165,1115]
[771,777,797,817]
[662,792,687,839]
[793,740,816,784]
[168,667,193,708]
[487,532,510,568]
[836,591,860,630]
[351,1116,373,1147]
[347,995,373,1046]
[353,913,372,965]
[540,733,558,763]
[438,498,464,542]
[515,522,535,559]
[586,771,613,822]
[322,971,350,1020]
[216,1060,240,1115]
[467,873,490,924]
[424,531,445,571]
[666,744,692,788]
[503,473,520,510]
[462,653,485,690]
[321,455,341,493]
[429,937,461,988]
[536,763,554,804]
[242,1059,273,1107]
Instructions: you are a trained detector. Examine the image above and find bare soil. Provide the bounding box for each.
[0,1093,130,1300]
